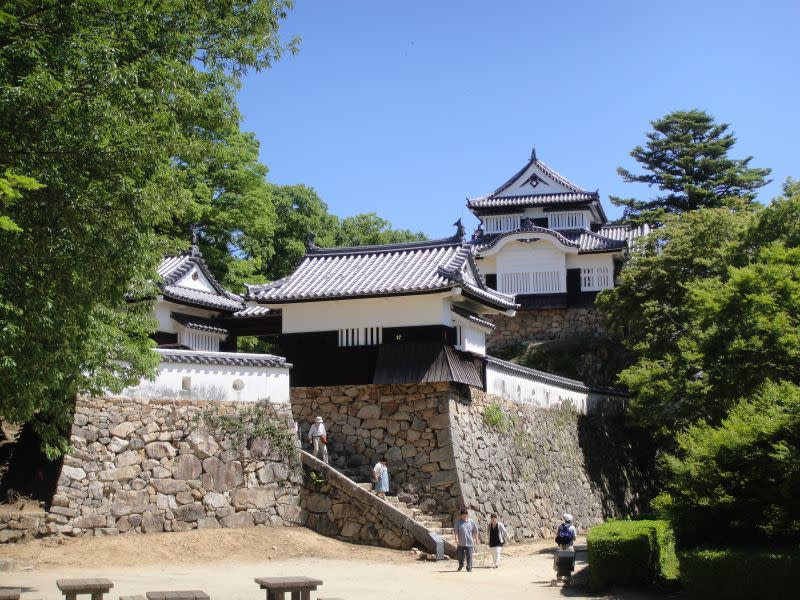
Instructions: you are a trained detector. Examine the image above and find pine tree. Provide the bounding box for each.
[611,110,771,224]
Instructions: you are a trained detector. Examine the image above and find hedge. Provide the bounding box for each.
[587,519,679,590]
[680,547,800,600]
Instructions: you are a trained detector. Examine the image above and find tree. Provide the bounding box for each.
[659,381,800,547]
[263,184,339,281]
[0,0,297,456]
[611,110,771,225]
[598,181,800,442]
[334,213,425,247]
[0,170,41,232]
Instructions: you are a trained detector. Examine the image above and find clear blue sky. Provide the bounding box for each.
[237,0,799,239]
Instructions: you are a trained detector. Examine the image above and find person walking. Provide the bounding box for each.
[308,416,328,463]
[372,457,389,499]
[487,514,509,568]
[454,508,480,572]
[555,513,577,550]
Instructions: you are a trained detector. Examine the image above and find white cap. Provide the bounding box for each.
[563,513,573,523]
[315,416,323,423]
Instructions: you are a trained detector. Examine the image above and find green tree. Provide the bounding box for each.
[0,170,42,232]
[264,183,339,281]
[0,0,296,456]
[612,110,771,225]
[659,381,800,547]
[599,182,800,441]
[334,212,425,247]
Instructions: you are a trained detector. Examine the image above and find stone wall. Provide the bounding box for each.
[300,451,443,552]
[47,396,303,538]
[450,388,651,540]
[0,512,48,543]
[291,383,465,514]
[486,307,607,353]
[291,382,650,543]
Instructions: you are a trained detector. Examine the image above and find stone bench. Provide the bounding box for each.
[119,596,147,600]
[254,577,323,600]
[0,589,21,600]
[57,578,114,600]
[145,592,209,600]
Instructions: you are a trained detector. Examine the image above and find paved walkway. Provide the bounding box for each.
[3,542,674,600]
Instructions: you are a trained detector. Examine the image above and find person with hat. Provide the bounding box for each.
[308,416,328,463]
[555,513,577,549]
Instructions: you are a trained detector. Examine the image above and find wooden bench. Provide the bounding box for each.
[57,579,114,600]
[119,596,147,600]
[145,592,209,600]
[0,589,21,600]
[254,577,323,600]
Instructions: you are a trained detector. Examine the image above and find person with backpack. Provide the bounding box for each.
[555,513,577,549]
[487,514,509,568]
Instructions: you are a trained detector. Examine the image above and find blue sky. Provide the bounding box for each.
[238,1,799,239]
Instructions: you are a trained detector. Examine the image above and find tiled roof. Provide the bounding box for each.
[157,246,244,313]
[467,149,600,210]
[246,237,517,311]
[485,355,626,396]
[559,229,628,253]
[171,312,229,335]
[451,306,495,330]
[468,191,599,210]
[233,305,273,318]
[156,348,290,368]
[598,223,652,245]
[162,284,244,312]
[472,226,579,252]
[473,225,632,254]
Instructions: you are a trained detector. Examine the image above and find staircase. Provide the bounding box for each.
[354,481,454,539]
[301,451,458,558]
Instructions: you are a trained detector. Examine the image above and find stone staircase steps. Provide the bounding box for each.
[304,452,457,558]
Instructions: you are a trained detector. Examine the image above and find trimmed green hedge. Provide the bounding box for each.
[587,519,679,590]
[680,547,800,600]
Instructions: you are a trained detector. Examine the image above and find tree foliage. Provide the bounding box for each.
[598,181,800,441]
[659,381,800,547]
[0,0,297,456]
[611,110,771,225]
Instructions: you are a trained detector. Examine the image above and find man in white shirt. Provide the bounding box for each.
[308,416,328,463]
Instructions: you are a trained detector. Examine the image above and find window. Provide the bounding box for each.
[338,327,382,347]
[456,325,463,347]
[483,215,521,234]
[581,266,612,291]
[178,331,219,352]
[499,271,562,294]
[548,212,585,230]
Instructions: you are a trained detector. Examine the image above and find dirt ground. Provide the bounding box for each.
[1,528,676,600]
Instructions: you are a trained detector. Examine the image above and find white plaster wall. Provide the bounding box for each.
[174,267,216,292]
[496,241,566,294]
[155,300,217,334]
[565,252,615,271]
[485,365,589,413]
[496,164,575,198]
[279,293,455,334]
[461,324,486,356]
[476,255,497,275]
[118,356,290,403]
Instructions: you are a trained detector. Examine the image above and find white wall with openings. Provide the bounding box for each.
[117,352,290,403]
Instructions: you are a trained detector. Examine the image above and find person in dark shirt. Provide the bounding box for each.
[488,514,509,568]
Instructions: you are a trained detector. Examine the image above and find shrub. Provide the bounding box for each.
[660,381,800,547]
[680,547,800,600]
[587,519,679,590]
[483,402,515,433]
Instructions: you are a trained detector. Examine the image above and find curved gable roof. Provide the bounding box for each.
[246,236,517,311]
